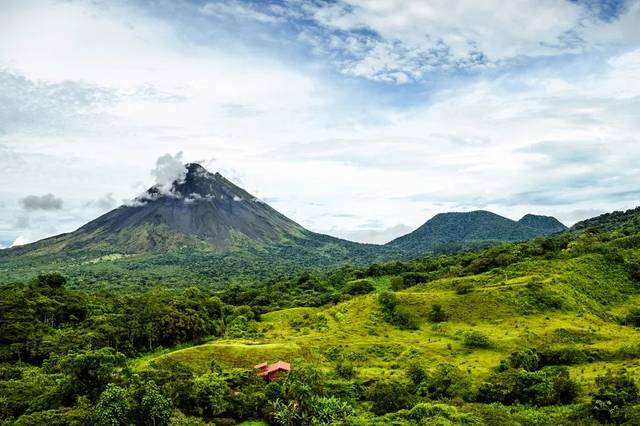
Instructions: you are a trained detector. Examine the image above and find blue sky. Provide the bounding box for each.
[1,0,640,246]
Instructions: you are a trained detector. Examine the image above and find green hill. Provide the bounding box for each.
[386,210,565,257]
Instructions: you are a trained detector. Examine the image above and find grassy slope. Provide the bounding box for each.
[134,251,640,396]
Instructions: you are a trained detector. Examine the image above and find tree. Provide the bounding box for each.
[192,372,229,417]
[46,348,127,401]
[462,331,492,349]
[141,381,172,426]
[344,279,375,295]
[93,384,129,426]
[406,363,427,386]
[507,348,540,371]
[420,363,471,401]
[591,369,640,423]
[625,308,640,327]
[34,273,67,289]
[365,380,414,415]
[428,304,448,323]
[390,276,405,291]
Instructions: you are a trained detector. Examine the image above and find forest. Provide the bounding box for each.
[1,212,640,425]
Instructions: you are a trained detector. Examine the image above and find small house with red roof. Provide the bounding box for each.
[254,360,291,382]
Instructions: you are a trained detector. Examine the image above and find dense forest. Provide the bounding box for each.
[2,210,640,425]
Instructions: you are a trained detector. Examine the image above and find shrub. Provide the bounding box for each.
[400,272,430,287]
[507,348,540,371]
[365,380,415,415]
[591,369,639,423]
[625,308,640,327]
[462,331,492,349]
[390,276,405,291]
[378,291,418,330]
[428,304,448,323]
[335,362,356,379]
[406,363,427,386]
[419,363,471,401]
[455,282,474,295]
[378,291,399,313]
[537,347,605,366]
[407,403,480,424]
[344,279,375,296]
[478,367,578,406]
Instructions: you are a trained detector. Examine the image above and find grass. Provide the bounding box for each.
[136,250,640,392]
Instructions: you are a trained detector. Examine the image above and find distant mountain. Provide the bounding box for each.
[0,164,391,288]
[0,165,571,289]
[385,210,565,256]
[518,214,567,234]
[8,163,308,256]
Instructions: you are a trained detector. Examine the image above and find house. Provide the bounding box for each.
[254,360,291,381]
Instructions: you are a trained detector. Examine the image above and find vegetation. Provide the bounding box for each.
[1,207,640,424]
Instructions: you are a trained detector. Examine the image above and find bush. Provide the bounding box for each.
[591,369,640,423]
[344,279,375,296]
[400,272,430,287]
[406,363,427,386]
[462,331,492,349]
[507,348,540,371]
[378,291,399,313]
[455,282,474,295]
[365,380,415,415]
[625,308,640,327]
[537,347,605,366]
[390,276,405,291]
[478,367,578,406]
[428,304,448,323]
[419,363,471,401]
[335,362,356,379]
[378,291,418,330]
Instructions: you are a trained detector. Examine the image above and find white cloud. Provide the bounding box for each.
[200,1,281,23]
[330,224,414,244]
[297,0,585,81]
[0,0,639,245]
[10,236,30,247]
[294,0,640,83]
[20,194,63,211]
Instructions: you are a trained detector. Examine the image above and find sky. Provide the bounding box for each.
[1,0,640,247]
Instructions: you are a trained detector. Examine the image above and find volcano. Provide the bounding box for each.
[0,164,389,286]
[62,163,308,253]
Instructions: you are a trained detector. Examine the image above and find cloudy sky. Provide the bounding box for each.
[1,0,640,247]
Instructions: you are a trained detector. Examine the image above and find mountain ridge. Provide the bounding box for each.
[0,164,570,288]
[385,210,566,256]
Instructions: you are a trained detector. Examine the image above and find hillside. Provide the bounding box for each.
[386,210,565,257]
[572,206,640,233]
[3,211,640,424]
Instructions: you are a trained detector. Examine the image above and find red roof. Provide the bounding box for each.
[254,360,291,378]
[266,361,290,374]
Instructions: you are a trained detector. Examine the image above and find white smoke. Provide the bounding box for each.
[151,152,187,194]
